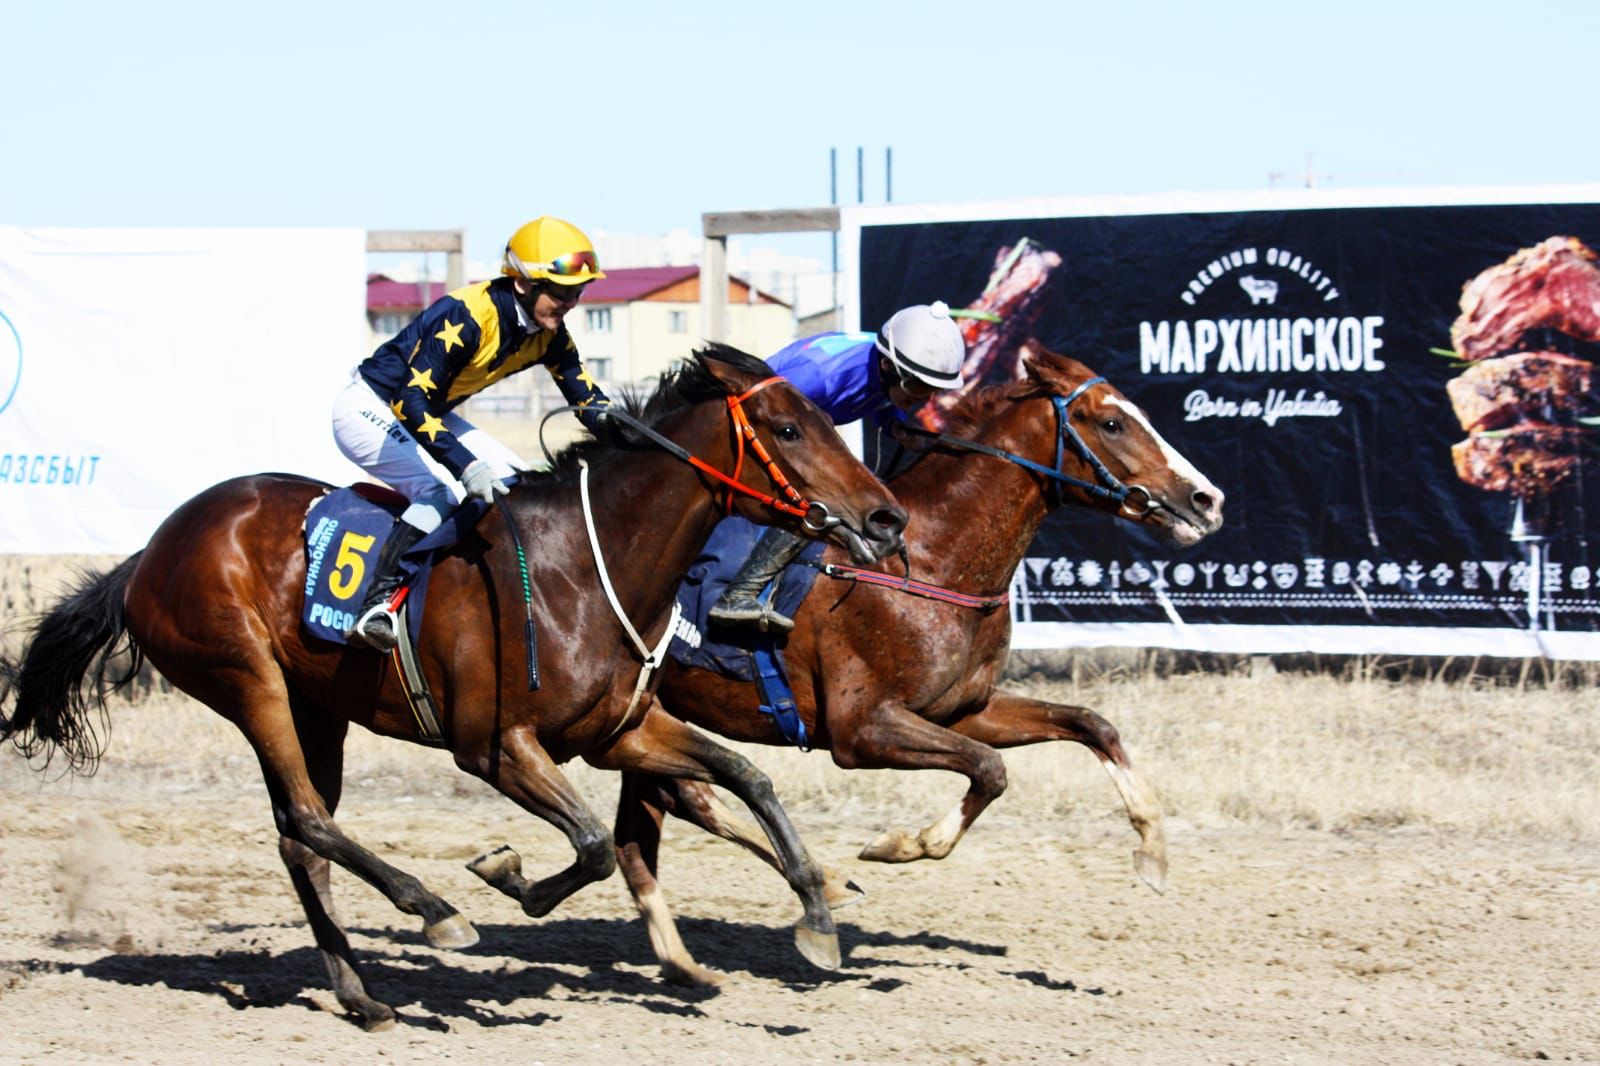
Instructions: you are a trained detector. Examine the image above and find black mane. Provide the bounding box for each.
[540,342,774,484]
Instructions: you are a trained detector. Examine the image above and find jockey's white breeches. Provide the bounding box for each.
[331,371,526,531]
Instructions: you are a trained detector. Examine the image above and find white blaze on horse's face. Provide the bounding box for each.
[1105,395,1225,545]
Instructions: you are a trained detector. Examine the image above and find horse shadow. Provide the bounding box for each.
[47,915,1018,1029]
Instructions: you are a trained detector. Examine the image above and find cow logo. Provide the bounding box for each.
[1238,275,1278,306]
[0,308,20,416]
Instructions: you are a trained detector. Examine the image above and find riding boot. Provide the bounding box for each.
[345,518,428,653]
[708,526,808,634]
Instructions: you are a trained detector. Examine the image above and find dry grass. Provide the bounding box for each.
[5,554,1598,844]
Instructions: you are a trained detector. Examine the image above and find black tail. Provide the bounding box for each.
[0,554,145,774]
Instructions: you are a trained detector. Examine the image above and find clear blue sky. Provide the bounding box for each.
[5,0,1597,268]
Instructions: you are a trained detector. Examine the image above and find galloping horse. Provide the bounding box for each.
[1,345,906,1029]
[610,343,1224,985]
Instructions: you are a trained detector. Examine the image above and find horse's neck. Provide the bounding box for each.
[544,448,719,623]
[890,441,1049,592]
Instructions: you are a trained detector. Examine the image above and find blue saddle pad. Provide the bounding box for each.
[668,516,825,681]
[301,484,497,646]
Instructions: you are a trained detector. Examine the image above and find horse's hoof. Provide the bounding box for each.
[858,828,922,864]
[822,868,867,910]
[359,1005,398,1033]
[793,922,842,971]
[662,959,728,989]
[423,912,479,950]
[467,845,522,888]
[1134,848,1169,895]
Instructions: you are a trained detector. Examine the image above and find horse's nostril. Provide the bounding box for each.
[868,506,907,536]
[1193,489,1221,519]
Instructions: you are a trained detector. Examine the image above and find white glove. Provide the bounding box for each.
[460,459,509,506]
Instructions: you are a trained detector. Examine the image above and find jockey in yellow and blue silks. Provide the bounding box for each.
[332,216,611,652]
[709,301,967,634]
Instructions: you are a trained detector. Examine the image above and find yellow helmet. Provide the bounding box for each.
[502,216,605,286]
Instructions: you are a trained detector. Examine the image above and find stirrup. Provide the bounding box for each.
[710,595,795,634]
[345,601,399,652]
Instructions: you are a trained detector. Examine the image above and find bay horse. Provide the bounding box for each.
[0,345,906,1029]
[609,342,1225,985]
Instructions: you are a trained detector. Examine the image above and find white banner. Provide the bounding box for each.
[0,227,366,553]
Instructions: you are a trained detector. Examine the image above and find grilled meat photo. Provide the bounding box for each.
[1450,426,1586,496]
[1450,235,1600,363]
[1445,350,1594,432]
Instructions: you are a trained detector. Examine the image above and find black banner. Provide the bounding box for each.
[859,198,1600,654]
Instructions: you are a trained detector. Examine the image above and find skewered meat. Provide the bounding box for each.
[1450,426,1585,496]
[920,239,1060,430]
[1445,350,1594,432]
[1450,236,1600,362]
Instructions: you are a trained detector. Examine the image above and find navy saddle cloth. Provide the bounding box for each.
[301,483,498,646]
[667,516,826,681]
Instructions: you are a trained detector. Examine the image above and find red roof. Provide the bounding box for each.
[367,274,447,311]
[582,265,699,304]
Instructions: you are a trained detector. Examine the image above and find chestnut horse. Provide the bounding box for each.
[0,345,906,1029]
[610,343,1224,985]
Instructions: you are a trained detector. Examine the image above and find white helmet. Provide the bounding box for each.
[876,301,965,389]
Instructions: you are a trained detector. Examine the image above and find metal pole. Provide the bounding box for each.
[886,147,893,202]
[856,146,864,203]
[830,147,839,328]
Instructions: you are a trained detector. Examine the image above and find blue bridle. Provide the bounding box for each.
[904,376,1154,515]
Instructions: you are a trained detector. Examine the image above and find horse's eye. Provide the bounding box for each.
[775,423,802,442]
[1102,418,1123,434]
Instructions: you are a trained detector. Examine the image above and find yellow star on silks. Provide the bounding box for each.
[434,318,465,352]
[416,412,447,442]
[408,366,438,394]
[575,366,597,390]
[388,398,407,422]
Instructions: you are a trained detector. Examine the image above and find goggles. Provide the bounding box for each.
[529,249,598,277]
[506,246,601,282]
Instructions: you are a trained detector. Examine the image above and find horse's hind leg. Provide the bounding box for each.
[276,699,394,1031]
[613,772,725,988]
[949,690,1167,893]
[216,669,478,951]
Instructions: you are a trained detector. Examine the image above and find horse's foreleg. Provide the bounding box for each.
[653,776,865,909]
[276,704,395,1031]
[828,702,1008,864]
[592,711,839,972]
[613,772,726,988]
[463,724,616,918]
[948,690,1167,893]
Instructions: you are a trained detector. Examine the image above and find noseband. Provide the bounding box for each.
[906,376,1154,516]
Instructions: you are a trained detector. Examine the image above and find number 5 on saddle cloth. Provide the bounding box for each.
[300,482,504,650]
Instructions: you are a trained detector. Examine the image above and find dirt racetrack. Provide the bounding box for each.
[2,672,1597,1065]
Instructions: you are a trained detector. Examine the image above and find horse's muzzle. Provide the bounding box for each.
[834,503,907,564]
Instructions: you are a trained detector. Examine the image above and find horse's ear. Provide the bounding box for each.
[1021,341,1085,393]
[696,346,767,395]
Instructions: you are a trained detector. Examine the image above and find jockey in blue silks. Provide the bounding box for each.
[709,301,967,634]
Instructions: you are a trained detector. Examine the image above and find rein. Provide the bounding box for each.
[801,557,1009,610]
[540,376,840,533]
[899,376,1154,516]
